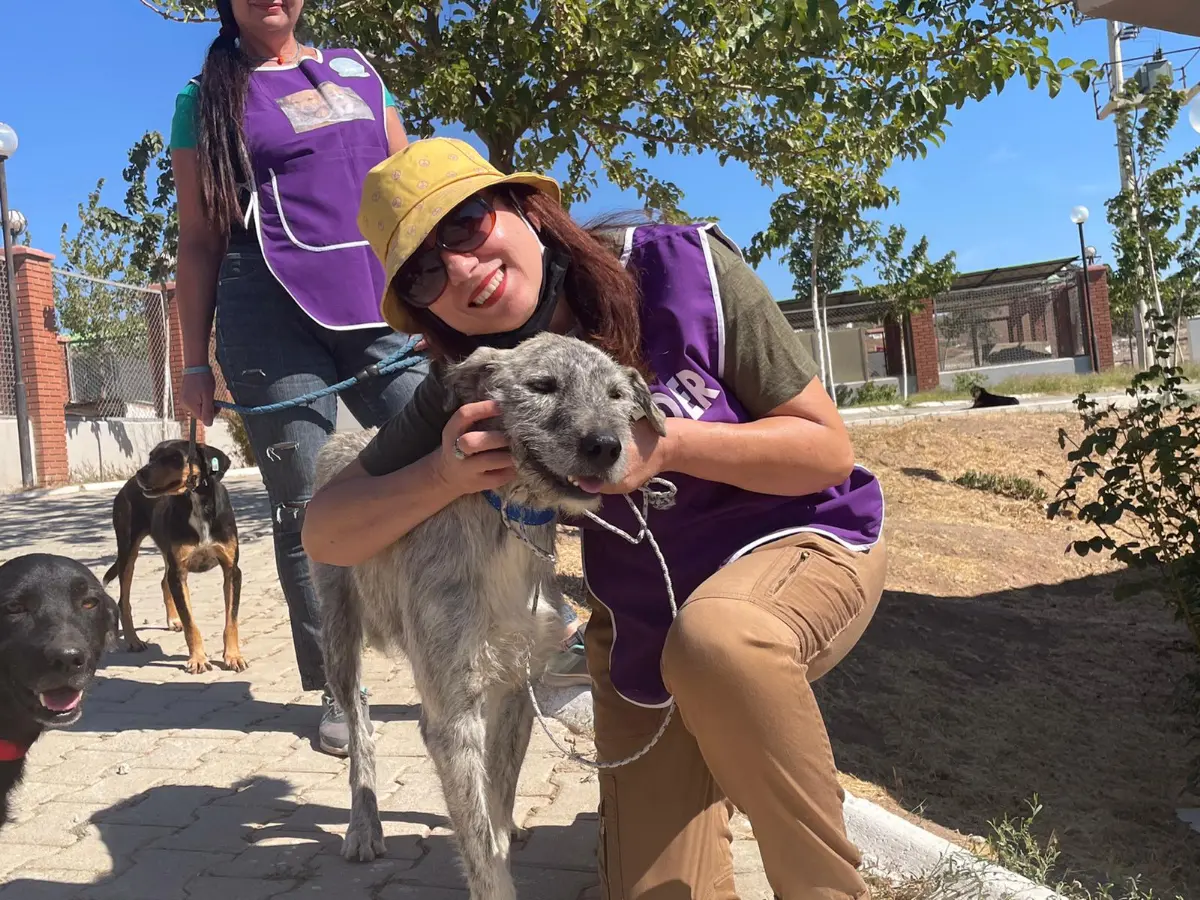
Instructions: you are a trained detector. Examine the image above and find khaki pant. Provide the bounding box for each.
[585,533,887,900]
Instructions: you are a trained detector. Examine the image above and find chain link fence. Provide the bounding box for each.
[931,275,1086,372]
[783,299,889,383]
[0,263,15,416]
[52,270,174,423]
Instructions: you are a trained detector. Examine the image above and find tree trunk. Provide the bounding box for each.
[899,316,910,401]
[811,225,827,391]
[821,291,836,405]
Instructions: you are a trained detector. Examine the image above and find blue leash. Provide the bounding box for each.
[212,336,423,416]
[201,336,553,523]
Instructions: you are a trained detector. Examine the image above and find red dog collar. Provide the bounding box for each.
[0,740,27,761]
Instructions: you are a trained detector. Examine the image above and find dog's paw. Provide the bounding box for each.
[166,619,183,632]
[342,816,386,862]
[185,655,213,674]
[223,652,249,673]
[126,637,148,653]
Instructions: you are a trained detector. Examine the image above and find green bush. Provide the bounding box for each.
[953,469,1047,502]
[953,371,987,394]
[220,410,256,467]
[852,381,899,406]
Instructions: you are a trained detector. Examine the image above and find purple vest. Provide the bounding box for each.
[235,48,391,329]
[579,224,886,707]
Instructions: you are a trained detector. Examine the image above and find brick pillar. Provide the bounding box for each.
[10,247,69,486]
[1082,266,1114,372]
[162,284,205,442]
[908,298,941,392]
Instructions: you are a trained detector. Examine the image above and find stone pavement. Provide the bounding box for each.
[0,477,770,899]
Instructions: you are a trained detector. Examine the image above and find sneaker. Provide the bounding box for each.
[541,626,591,687]
[319,685,374,757]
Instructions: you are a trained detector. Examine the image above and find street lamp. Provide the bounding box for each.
[1071,205,1101,371]
[1190,95,1200,135]
[0,122,34,488]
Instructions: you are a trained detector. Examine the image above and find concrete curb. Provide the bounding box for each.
[4,467,264,501]
[843,392,1132,427]
[843,791,1063,899]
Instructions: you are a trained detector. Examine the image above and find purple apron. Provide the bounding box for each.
[579,223,886,707]
[235,48,391,329]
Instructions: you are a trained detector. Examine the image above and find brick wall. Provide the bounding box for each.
[908,298,941,392]
[10,247,69,486]
[1083,265,1114,371]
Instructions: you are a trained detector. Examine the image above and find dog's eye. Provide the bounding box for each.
[1,601,25,616]
[608,385,625,400]
[80,597,99,610]
[526,377,557,394]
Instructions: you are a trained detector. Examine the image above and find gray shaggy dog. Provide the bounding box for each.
[311,332,666,900]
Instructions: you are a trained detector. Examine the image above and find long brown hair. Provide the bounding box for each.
[405,187,647,371]
[195,0,257,235]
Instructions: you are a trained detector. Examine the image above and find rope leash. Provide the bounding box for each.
[507,478,680,770]
[211,337,423,417]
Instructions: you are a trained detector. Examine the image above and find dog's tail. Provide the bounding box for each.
[102,561,119,586]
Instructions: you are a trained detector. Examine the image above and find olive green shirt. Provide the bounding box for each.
[357,232,818,477]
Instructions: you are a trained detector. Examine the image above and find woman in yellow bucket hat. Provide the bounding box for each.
[305,136,887,900]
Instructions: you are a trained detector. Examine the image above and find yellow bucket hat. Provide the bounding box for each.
[358,137,561,333]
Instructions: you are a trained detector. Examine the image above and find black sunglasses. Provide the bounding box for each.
[394,194,500,309]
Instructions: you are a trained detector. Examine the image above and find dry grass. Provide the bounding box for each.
[553,410,1200,897]
[822,412,1200,897]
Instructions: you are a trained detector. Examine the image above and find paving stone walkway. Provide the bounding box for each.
[0,478,769,899]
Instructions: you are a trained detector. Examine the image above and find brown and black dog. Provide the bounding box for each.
[103,439,246,674]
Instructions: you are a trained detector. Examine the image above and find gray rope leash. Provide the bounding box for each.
[515,478,680,770]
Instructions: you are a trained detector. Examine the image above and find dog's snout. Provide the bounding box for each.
[46,645,88,674]
[579,431,622,464]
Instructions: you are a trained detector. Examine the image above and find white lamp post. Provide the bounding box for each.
[0,122,34,488]
[1071,206,1101,370]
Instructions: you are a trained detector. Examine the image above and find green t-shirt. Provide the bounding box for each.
[169,80,399,151]
[356,232,820,477]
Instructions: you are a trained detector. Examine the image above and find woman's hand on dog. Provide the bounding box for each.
[182,370,217,427]
[433,400,516,497]
[598,416,674,495]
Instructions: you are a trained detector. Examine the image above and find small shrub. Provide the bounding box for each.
[953,371,987,394]
[953,469,1048,502]
[220,410,256,467]
[852,381,899,406]
[989,796,1180,900]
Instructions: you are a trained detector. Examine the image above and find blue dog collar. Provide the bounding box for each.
[483,490,555,527]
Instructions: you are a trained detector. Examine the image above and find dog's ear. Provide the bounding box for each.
[443,346,504,409]
[103,592,120,644]
[625,367,667,437]
[202,445,233,481]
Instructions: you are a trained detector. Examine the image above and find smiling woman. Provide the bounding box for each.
[302,136,889,900]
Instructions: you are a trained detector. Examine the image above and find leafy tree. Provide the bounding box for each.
[56,131,177,341]
[856,224,957,400]
[1105,80,1200,364]
[146,0,1093,243]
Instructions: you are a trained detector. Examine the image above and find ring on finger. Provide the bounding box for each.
[453,436,467,460]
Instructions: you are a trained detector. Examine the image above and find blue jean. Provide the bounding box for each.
[214,250,432,691]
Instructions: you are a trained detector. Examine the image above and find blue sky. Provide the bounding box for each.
[2,4,1198,300]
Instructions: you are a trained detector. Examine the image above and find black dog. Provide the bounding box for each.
[103,439,245,675]
[970,385,1020,408]
[0,554,118,828]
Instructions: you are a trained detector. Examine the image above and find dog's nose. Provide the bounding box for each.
[46,646,87,675]
[580,431,622,464]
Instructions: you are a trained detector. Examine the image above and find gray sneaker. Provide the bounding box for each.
[541,628,591,687]
[319,686,374,757]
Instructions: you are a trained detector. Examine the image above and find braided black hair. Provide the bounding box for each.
[195,0,255,236]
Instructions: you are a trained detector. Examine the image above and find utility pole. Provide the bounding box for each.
[1107,19,1152,367]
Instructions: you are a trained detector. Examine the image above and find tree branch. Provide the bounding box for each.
[136,0,217,22]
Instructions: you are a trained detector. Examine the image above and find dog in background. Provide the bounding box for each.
[0,554,118,828]
[312,333,666,900]
[970,384,1020,408]
[104,439,245,674]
